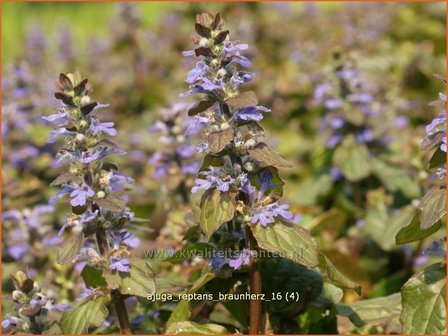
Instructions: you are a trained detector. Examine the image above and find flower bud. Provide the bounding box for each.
[220,122,230,131]
[217,68,227,78]
[199,37,209,48]
[210,125,220,133]
[80,95,91,106]
[244,161,255,172]
[75,133,85,142]
[97,191,106,199]
[12,290,26,303]
[244,139,257,149]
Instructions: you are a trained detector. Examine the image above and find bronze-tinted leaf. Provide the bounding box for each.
[248,142,293,168]
[226,91,258,109]
[196,12,215,26]
[214,30,229,44]
[188,100,215,116]
[195,23,211,38]
[58,73,73,91]
[207,128,234,153]
[72,205,88,215]
[101,162,119,171]
[195,47,213,57]
[20,278,35,294]
[199,155,224,171]
[95,194,126,212]
[211,13,222,30]
[73,78,89,96]
[80,102,98,115]
[54,92,75,106]
[57,233,84,264]
[50,172,82,187]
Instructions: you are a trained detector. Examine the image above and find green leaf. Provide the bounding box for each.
[226,91,258,109]
[429,147,446,169]
[166,321,230,334]
[57,233,84,264]
[336,293,401,327]
[60,295,109,334]
[167,300,191,324]
[248,142,293,168]
[199,155,224,171]
[199,189,235,240]
[207,127,234,153]
[396,212,442,244]
[372,159,420,198]
[418,186,446,229]
[401,262,446,334]
[332,136,370,181]
[318,253,361,295]
[377,205,417,250]
[103,257,155,297]
[190,272,216,293]
[251,220,319,268]
[294,174,332,206]
[81,265,107,288]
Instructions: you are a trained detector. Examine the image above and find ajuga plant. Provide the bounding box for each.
[394,77,446,334]
[1,271,69,334]
[148,102,203,204]
[308,54,420,229]
[171,12,360,335]
[45,73,155,334]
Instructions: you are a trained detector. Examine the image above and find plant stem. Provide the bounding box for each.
[245,225,264,334]
[95,229,132,335]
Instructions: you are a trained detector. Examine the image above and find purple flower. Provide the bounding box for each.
[80,146,126,163]
[394,115,409,129]
[42,109,69,126]
[441,138,447,152]
[325,98,343,110]
[209,253,229,271]
[47,128,74,143]
[330,117,345,129]
[176,145,195,158]
[234,106,271,122]
[313,83,332,102]
[186,61,209,84]
[356,219,365,229]
[258,170,276,194]
[327,134,342,148]
[49,185,76,205]
[425,112,446,135]
[153,164,170,179]
[331,167,343,181]
[423,239,447,256]
[251,207,274,227]
[229,249,250,270]
[268,203,293,220]
[348,93,373,104]
[90,118,117,136]
[356,129,374,143]
[191,175,216,193]
[109,256,131,273]
[8,243,29,260]
[78,286,94,300]
[70,186,94,207]
[2,315,22,332]
[181,162,200,175]
[59,210,98,235]
[107,171,134,190]
[216,177,235,192]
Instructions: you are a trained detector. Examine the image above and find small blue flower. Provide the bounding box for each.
[90,118,117,136]
[268,203,293,220]
[327,134,342,149]
[109,256,131,273]
[228,249,250,270]
[251,207,274,227]
[70,185,94,207]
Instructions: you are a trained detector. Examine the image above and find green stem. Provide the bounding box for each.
[95,229,132,334]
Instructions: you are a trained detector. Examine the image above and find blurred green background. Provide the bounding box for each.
[1,1,340,65]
